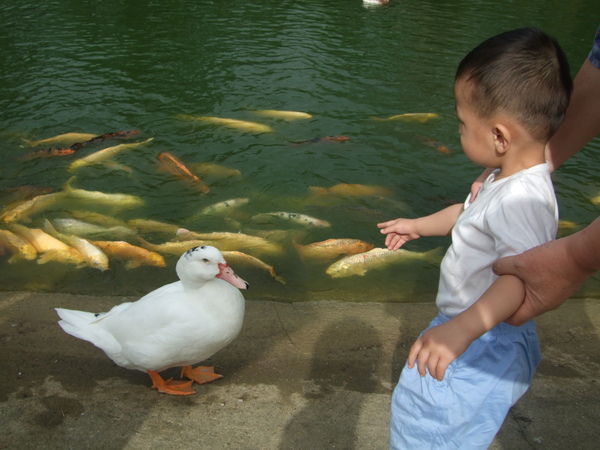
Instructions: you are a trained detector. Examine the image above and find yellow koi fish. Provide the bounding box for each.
[190,161,242,178]
[0,229,38,263]
[137,237,206,256]
[295,238,375,263]
[91,241,166,269]
[371,113,439,122]
[175,229,283,257]
[128,218,181,235]
[63,179,144,209]
[69,138,153,171]
[10,224,84,265]
[326,247,443,278]
[221,250,285,284]
[309,183,393,198]
[43,220,109,271]
[251,110,312,121]
[177,114,273,133]
[1,192,66,223]
[24,132,99,147]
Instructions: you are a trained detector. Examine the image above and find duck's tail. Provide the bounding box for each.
[55,308,100,341]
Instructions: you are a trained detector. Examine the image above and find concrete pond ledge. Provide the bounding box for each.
[0,291,599,449]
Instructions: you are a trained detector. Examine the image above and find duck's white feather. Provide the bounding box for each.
[56,246,245,373]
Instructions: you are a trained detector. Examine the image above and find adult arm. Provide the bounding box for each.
[546,57,600,171]
[495,217,600,326]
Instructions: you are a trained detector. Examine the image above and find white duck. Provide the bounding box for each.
[56,245,248,395]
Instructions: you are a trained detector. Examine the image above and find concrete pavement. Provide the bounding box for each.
[0,291,599,449]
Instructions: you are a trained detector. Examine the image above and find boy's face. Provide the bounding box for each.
[454,80,497,168]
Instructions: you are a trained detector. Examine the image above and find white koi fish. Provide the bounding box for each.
[251,211,331,228]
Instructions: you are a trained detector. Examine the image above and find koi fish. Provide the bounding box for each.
[591,194,600,205]
[251,110,312,121]
[295,135,350,144]
[221,250,286,284]
[177,114,273,133]
[0,185,54,212]
[63,179,144,209]
[69,130,141,151]
[127,218,181,235]
[175,229,283,257]
[418,136,451,154]
[326,247,443,278]
[10,224,85,265]
[190,162,242,178]
[199,198,250,216]
[371,113,439,122]
[0,192,66,223]
[90,240,166,269]
[51,218,137,240]
[67,210,130,228]
[21,147,77,161]
[24,132,99,147]
[309,183,393,198]
[69,137,153,171]
[43,219,109,271]
[251,211,331,228]
[158,152,210,193]
[137,237,205,256]
[0,229,38,263]
[295,238,375,263]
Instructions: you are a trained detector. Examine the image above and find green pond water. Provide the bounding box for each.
[0,0,599,302]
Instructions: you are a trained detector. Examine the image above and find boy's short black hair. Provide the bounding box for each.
[455,27,573,142]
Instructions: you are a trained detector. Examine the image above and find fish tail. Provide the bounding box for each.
[424,247,444,265]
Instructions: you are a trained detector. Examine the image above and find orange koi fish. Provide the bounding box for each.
[158,152,209,193]
[21,147,76,161]
[418,136,451,154]
[296,135,350,144]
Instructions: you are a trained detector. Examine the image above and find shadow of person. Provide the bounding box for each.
[279,318,382,449]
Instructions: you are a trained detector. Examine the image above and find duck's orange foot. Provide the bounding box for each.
[181,365,223,384]
[147,370,195,395]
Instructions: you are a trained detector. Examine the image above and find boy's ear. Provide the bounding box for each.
[492,123,511,154]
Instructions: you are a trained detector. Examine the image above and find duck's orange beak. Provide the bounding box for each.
[217,263,249,289]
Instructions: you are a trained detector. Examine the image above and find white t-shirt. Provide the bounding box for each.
[436,163,558,317]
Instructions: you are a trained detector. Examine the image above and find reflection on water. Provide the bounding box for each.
[0,0,598,301]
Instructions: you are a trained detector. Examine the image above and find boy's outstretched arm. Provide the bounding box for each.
[408,274,525,381]
[377,203,463,250]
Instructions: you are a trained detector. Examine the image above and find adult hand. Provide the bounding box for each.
[470,167,494,202]
[493,238,588,326]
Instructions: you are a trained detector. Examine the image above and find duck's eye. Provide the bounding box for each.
[202,258,209,263]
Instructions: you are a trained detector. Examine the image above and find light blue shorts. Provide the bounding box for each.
[390,313,541,450]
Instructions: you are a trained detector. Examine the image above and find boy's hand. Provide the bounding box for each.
[407,321,473,381]
[377,218,420,250]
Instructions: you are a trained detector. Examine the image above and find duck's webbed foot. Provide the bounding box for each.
[181,365,223,384]
[147,370,195,395]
